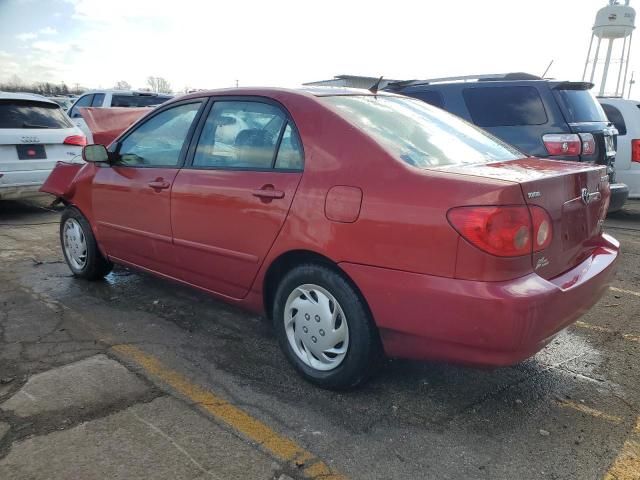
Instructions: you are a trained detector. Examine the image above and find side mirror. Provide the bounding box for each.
[82,144,109,163]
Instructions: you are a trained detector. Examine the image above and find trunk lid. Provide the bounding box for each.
[438,157,610,279]
[0,127,83,172]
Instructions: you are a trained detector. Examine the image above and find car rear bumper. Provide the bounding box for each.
[339,234,620,367]
[0,169,55,200]
[608,183,629,212]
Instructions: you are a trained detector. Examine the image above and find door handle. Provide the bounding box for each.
[252,186,285,200]
[148,180,171,190]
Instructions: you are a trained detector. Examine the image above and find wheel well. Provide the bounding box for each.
[263,250,358,319]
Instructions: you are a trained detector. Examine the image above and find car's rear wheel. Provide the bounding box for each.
[60,207,113,280]
[273,263,380,389]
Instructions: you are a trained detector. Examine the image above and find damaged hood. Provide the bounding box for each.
[79,107,150,146]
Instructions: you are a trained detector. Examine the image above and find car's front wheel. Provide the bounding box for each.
[273,264,380,389]
[60,207,113,280]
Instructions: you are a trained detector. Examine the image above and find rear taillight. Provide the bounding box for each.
[447,205,553,257]
[63,135,87,146]
[542,134,582,156]
[632,139,640,163]
[579,133,596,155]
[529,206,552,251]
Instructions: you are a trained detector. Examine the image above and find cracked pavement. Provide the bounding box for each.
[0,197,639,479]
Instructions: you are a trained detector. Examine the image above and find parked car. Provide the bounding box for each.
[385,73,629,212]
[598,97,640,199]
[47,96,75,112]
[67,90,173,142]
[0,92,85,201]
[41,88,618,388]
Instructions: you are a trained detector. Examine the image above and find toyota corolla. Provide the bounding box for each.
[41,88,619,389]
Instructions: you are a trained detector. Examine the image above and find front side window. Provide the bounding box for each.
[112,94,173,108]
[91,93,105,107]
[463,86,548,127]
[0,100,73,129]
[116,102,201,167]
[193,101,291,169]
[69,94,93,118]
[323,95,521,168]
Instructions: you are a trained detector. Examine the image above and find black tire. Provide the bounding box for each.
[60,207,113,280]
[273,263,381,389]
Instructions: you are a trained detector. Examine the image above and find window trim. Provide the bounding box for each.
[183,96,305,173]
[109,98,207,169]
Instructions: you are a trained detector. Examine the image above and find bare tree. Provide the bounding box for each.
[114,80,132,90]
[146,76,172,94]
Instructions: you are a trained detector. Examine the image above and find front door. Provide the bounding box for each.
[171,99,304,298]
[92,100,204,272]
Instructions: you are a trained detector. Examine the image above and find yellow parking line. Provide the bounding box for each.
[603,417,640,480]
[112,344,347,480]
[574,321,640,344]
[556,400,622,424]
[610,286,640,298]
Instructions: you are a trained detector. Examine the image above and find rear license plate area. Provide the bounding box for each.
[16,144,46,160]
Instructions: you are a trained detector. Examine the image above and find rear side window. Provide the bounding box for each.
[193,100,298,170]
[554,89,607,123]
[112,95,172,108]
[463,86,548,127]
[0,100,73,129]
[600,103,627,135]
[410,90,445,109]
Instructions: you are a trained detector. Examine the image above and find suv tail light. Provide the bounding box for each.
[579,133,596,155]
[447,205,553,257]
[632,139,640,163]
[63,135,87,146]
[542,134,582,156]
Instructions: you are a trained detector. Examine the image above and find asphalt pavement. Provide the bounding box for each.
[0,196,639,480]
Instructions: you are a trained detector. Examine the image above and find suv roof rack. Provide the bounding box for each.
[386,72,543,90]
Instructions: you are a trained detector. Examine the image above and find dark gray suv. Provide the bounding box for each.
[385,73,628,212]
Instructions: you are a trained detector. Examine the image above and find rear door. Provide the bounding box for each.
[170,98,304,298]
[92,100,204,271]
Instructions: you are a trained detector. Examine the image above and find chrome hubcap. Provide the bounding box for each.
[62,218,87,270]
[284,284,349,371]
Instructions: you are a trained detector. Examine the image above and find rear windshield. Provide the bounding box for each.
[323,95,521,168]
[554,89,608,123]
[600,103,627,135]
[111,95,172,108]
[0,100,73,129]
[463,86,548,127]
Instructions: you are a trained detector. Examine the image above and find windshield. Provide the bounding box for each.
[0,100,73,129]
[322,95,521,167]
[111,94,173,108]
[554,88,608,123]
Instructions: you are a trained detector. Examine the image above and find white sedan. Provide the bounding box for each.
[0,92,85,200]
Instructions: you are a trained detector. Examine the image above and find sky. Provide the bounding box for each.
[0,0,638,95]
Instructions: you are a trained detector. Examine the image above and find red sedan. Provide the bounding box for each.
[41,88,619,389]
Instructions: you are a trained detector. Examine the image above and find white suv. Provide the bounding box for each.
[599,97,640,199]
[67,90,173,141]
[0,92,85,200]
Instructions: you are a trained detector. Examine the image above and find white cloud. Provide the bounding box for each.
[16,32,38,41]
[32,40,70,54]
[39,27,58,35]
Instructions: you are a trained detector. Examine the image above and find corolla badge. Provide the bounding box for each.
[581,188,601,205]
[21,136,40,143]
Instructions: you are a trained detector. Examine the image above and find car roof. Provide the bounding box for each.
[176,86,398,103]
[597,96,640,105]
[0,91,57,104]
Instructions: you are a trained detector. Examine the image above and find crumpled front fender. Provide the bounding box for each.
[39,161,85,200]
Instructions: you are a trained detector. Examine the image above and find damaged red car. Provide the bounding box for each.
[41,88,619,389]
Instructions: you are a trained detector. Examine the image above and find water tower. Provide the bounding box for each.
[582,0,636,97]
